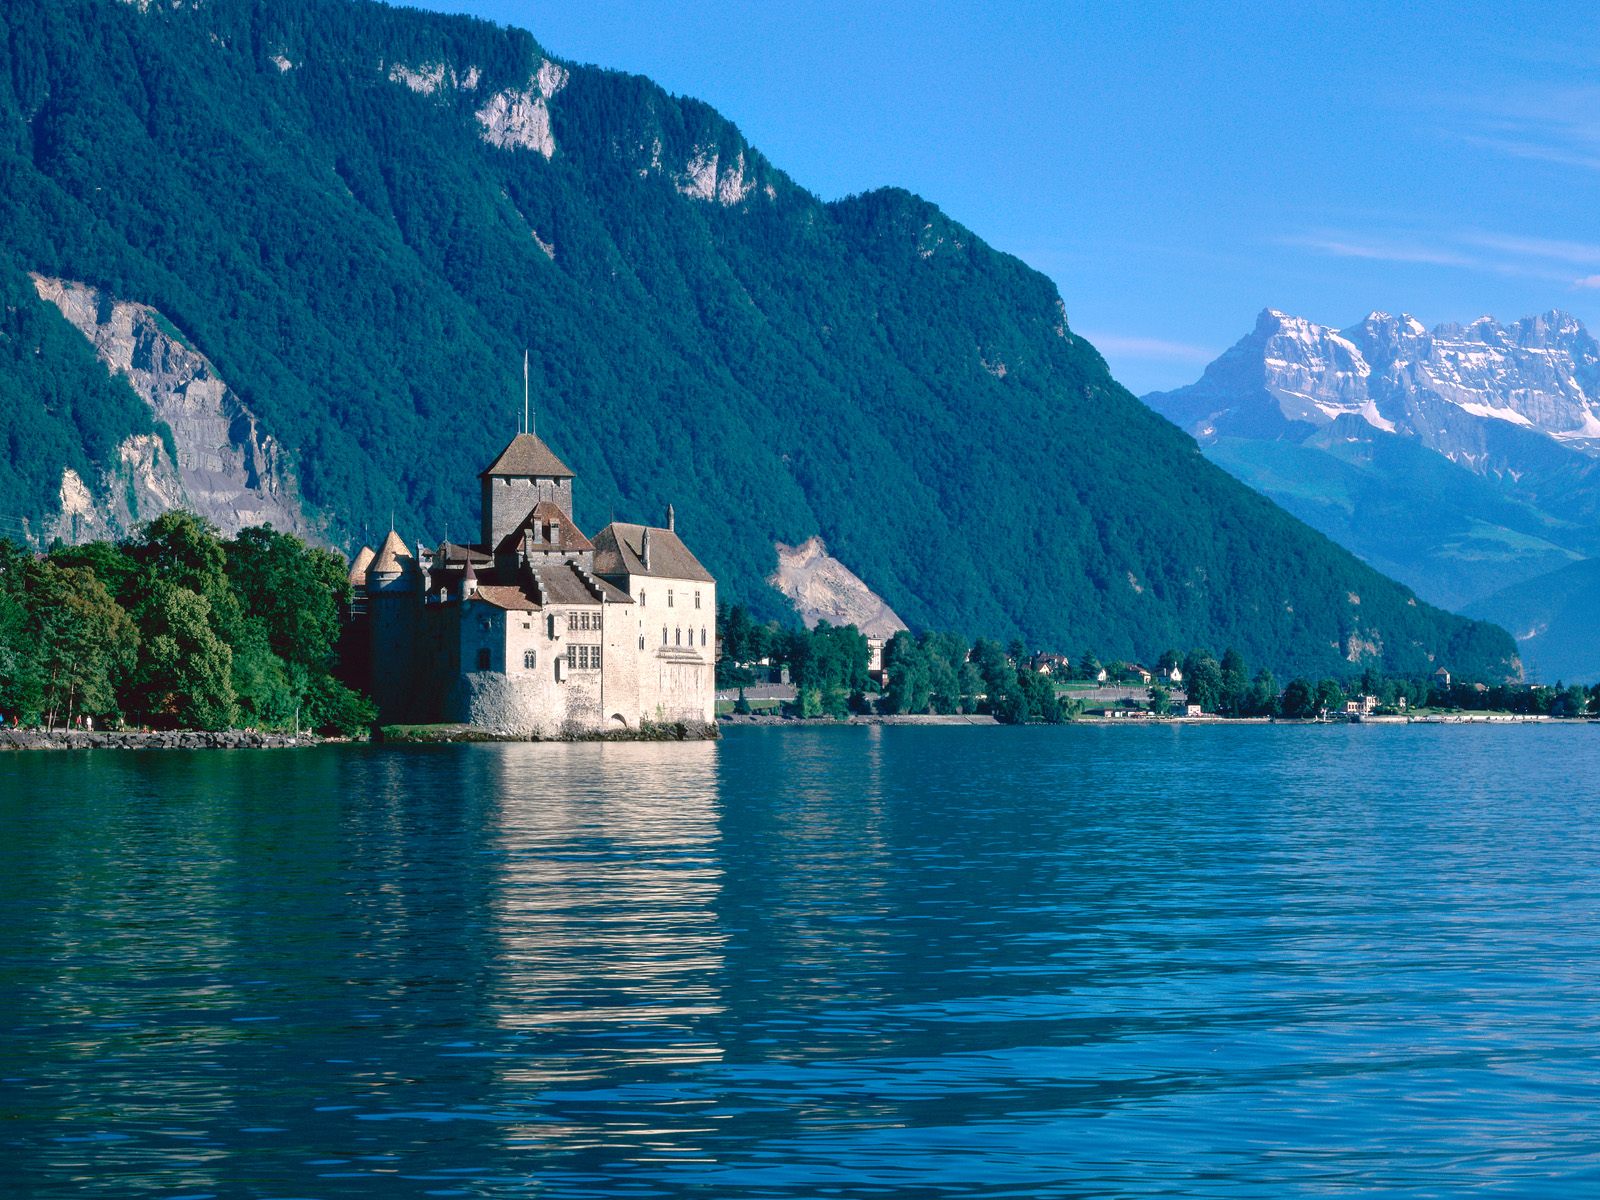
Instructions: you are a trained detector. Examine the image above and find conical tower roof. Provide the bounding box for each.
[348,544,375,585]
[370,529,413,575]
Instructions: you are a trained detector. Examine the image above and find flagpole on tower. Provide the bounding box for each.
[523,349,530,435]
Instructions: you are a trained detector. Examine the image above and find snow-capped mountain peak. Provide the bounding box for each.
[1148,305,1600,458]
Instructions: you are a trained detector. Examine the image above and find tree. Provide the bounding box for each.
[225,526,348,668]
[1313,678,1346,716]
[1281,678,1315,718]
[1182,649,1223,712]
[884,630,930,715]
[0,540,42,720]
[27,561,137,728]
[1147,684,1170,716]
[304,672,377,736]
[1244,668,1279,717]
[131,582,237,730]
[1219,648,1248,716]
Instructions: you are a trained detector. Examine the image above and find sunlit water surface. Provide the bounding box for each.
[3,725,1600,1197]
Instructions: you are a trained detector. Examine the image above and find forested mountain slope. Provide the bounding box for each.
[0,0,1516,679]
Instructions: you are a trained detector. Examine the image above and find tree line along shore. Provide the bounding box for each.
[2,519,1594,744]
[0,513,372,736]
[717,606,1600,724]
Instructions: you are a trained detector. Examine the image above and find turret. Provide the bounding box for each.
[368,529,419,592]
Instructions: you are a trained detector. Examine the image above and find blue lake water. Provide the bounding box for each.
[3,724,1600,1197]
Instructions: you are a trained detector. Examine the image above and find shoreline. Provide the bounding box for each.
[720,713,1595,729]
[3,715,1588,752]
[0,729,333,752]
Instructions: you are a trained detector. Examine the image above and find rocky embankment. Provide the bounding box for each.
[0,729,328,751]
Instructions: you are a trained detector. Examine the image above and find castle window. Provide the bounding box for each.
[477,648,491,671]
[640,590,646,606]
[523,649,536,670]
[695,591,701,609]
[668,589,674,607]
[639,635,645,650]
[675,627,681,646]
[662,625,668,645]
[569,645,602,671]
[701,626,707,646]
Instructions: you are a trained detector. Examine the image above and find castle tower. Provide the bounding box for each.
[366,528,423,722]
[479,432,576,549]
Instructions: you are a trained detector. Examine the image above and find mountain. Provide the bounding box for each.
[0,0,1516,680]
[1466,559,1600,685]
[1147,308,1600,663]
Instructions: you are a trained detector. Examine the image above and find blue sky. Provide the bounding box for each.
[408,0,1600,393]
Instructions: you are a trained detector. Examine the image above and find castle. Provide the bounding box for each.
[346,429,716,735]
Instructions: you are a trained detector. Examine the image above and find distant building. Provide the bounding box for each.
[867,636,888,687]
[1432,666,1452,688]
[347,428,715,735]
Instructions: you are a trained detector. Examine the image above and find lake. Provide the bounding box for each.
[3,724,1599,1197]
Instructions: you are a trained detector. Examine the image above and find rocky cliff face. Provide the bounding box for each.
[768,537,908,639]
[33,276,312,542]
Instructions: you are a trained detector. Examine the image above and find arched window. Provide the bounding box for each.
[638,634,645,650]
[662,625,668,645]
[675,627,682,646]
[523,649,536,670]
[701,626,707,646]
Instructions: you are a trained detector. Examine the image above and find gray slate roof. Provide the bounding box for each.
[479,432,575,479]
[592,522,715,583]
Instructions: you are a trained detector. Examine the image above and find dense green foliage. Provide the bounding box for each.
[0,514,374,732]
[0,0,1518,679]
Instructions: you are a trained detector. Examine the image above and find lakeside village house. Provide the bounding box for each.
[344,429,715,735]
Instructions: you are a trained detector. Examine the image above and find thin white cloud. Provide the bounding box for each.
[1449,85,1600,172]
[1077,332,1217,362]
[1460,231,1600,267]
[1281,234,1477,268]
[1283,227,1581,285]
[1572,275,1600,290]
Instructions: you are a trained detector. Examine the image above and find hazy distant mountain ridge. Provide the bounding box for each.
[1148,307,1600,678]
